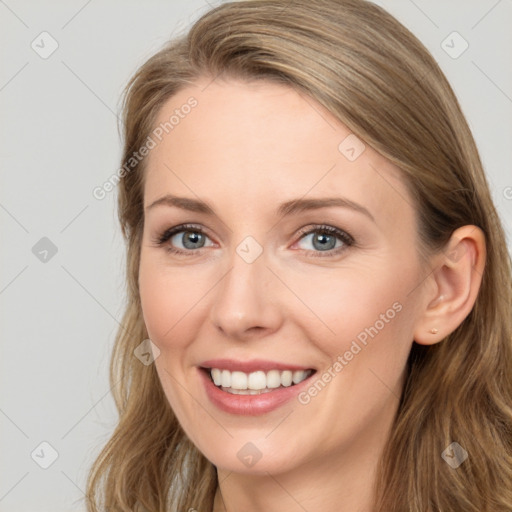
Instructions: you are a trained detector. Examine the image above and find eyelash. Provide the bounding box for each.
[152,223,355,258]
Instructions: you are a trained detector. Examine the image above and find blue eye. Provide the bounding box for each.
[294,225,354,257]
[155,224,213,253]
[169,229,211,250]
[153,223,354,258]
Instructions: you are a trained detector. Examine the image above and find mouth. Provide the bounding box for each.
[200,367,317,395]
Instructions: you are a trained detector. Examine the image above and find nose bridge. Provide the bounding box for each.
[209,237,281,337]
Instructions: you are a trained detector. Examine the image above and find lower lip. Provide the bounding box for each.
[198,368,315,416]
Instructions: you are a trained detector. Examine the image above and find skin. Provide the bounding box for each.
[138,78,486,512]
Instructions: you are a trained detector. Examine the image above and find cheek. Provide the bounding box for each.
[138,255,209,349]
[291,268,415,433]
[290,263,412,356]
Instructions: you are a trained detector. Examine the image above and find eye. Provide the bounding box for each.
[153,223,354,258]
[153,224,214,255]
[293,225,354,257]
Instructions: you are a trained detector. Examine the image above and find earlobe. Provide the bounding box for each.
[413,225,486,346]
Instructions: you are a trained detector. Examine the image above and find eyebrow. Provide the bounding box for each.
[145,194,375,222]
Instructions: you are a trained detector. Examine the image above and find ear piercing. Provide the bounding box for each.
[430,328,439,334]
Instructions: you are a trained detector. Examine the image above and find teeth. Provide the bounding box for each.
[281,370,293,387]
[266,370,281,388]
[209,367,313,391]
[248,371,266,390]
[211,368,222,386]
[224,387,274,395]
[221,369,231,388]
[231,371,247,390]
[292,370,307,384]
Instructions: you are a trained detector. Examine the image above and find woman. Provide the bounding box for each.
[86,0,512,510]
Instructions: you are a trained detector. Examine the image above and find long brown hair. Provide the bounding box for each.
[85,1,512,510]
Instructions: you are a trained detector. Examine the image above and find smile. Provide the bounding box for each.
[207,368,315,394]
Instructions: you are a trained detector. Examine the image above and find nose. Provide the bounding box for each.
[209,246,283,341]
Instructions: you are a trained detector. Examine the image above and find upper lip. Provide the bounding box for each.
[199,359,315,373]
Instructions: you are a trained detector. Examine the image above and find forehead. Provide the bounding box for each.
[144,78,412,226]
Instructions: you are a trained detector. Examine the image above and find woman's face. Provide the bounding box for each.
[139,78,430,475]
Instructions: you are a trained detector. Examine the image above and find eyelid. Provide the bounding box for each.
[294,224,354,245]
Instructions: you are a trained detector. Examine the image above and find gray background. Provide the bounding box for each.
[1,1,511,510]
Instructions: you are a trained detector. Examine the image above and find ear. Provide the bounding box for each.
[413,225,486,345]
